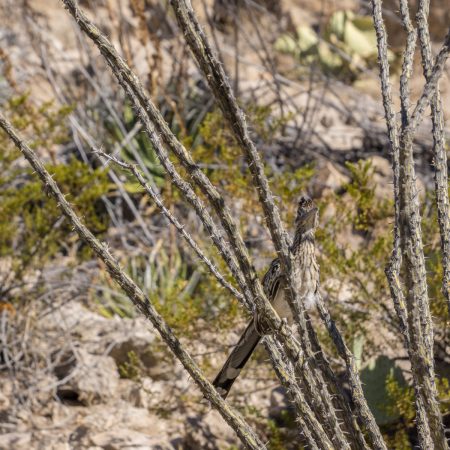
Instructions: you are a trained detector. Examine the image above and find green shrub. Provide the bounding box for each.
[0,95,110,303]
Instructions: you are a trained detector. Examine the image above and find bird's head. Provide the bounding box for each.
[294,196,319,236]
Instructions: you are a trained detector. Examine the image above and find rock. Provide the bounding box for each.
[0,392,9,412]
[319,125,365,152]
[184,416,219,450]
[0,432,31,450]
[183,411,237,450]
[70,425,163,450]
[367,155,426,201]
[54,348,119,405]
[0,373,57,414]
[368,155,393,199]
[88,430,165,450]
[109,328,158,375]
[312,161,350,197]
[30,432,70,450]
[68,402,175,450]
[119,374,190,415]
[33,373,60,407]
[44,301,158,372]
[118,378,157,410]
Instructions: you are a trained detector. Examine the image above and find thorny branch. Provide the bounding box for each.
[3,0,448,447]
[0,112,266,450]
[264,338,333,450]
[96,149,347,449]
[60,2,351,446]
[409,27,450,134]
[169,0,306,334]
[168,1,291,262]
[315,296,381,450]
[371,0,447,447]
[169,1,384,447]
[60,0,385,447]
[59,0,304,360]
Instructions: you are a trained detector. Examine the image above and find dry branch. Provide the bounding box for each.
[0,112,265,450]
[399,0,417,128]
[168,0,315,328]
[169,0,291,263]
[168,1,384,447]
[409,27,450,134]
[371,0,447,447]
[58,4,350,446]
[96,152,345,449]
[98,150,357,446]
[59,0,305,363]
[370,0,409,344]
[315,296,384,450]
[264,338,333,450]
[52,17,356,450]
[9,0,447,446]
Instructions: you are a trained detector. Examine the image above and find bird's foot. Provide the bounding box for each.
[254,311,275,336]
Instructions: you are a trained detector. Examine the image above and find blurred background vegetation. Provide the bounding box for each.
[0,0,449,448]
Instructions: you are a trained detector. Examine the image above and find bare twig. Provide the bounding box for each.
[60,0,287,337]
[57,7,344,445]
[264,338,332,450]
[399,0,417,128]
[316,296,385,450]
[371,0,409,345]
[0,112,265,450]
[95,152,345,448]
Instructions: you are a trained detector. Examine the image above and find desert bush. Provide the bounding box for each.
[0,95,110,304]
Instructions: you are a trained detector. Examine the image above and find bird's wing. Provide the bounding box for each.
[262,258,282,298]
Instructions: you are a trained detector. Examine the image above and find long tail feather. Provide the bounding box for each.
[213,319,261,399]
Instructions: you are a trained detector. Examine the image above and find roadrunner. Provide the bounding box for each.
[213,197,320,399]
